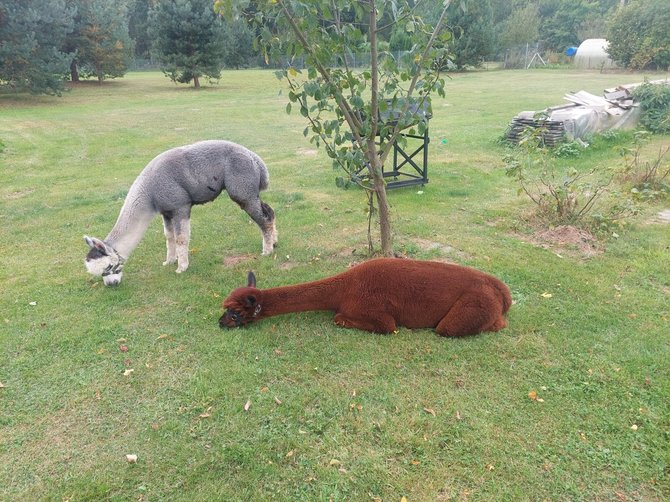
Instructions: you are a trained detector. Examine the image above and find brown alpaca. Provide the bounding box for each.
[219,258,512,336]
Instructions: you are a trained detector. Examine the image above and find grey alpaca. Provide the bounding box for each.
[84,140,277,286]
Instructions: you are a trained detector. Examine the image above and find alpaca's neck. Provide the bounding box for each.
[105,187,156,259]
[260,278,346,317]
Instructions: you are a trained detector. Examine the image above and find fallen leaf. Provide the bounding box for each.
[541,292,553,298]
[630,424,638,431]
[423,407,436,417]
[528,390,538,401]
[455,410,462,420]
[156,334,168,340]
[244,399,252,411]
[260,386,269,393]
[274,349,283,356]
[199,406,212,418]
[0,381,5,388]
[151,423,159,430]
[274,396,282,405]
[329,459,341,466]
[485,464,495,471]
[125,454,138,463]
[410,459,420,465]
[29,301,37,306]
[285,450,294,458]
[123,369,134,376]
[95,390,102,400]
[119,345,129,352]
[116,338,127,343]
[401,497,408,502]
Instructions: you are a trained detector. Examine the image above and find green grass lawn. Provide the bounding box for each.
[1,69,668,501]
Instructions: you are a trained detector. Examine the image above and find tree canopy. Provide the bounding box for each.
[148,0,227,88]
[0,0,74,95]
[607,0,670,70]
[64,0,134,83]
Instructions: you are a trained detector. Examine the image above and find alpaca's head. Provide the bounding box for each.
[219,271,262,328]
[84,236,124,286]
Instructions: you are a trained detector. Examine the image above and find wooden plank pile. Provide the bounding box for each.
[505,78,670,146]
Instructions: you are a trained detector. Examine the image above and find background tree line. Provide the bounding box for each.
[1,0,668,96]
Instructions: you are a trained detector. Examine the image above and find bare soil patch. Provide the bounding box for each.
[222,254,253,267]
[528,225,601,258]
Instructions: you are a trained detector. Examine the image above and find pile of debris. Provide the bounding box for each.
[506,78,670,146]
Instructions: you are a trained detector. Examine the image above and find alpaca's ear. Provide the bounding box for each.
[245,295,257,307]
[247,271,256,288]
[84,235,110,256]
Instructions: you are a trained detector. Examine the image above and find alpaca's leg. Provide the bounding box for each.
[173,208,192,273]
[233,196,277,255]
[435,288,505,337]
[161,214,177,266]
[262,201,278,248]
[334,311,397,334]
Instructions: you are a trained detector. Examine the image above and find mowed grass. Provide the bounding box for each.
[1,69,668,501]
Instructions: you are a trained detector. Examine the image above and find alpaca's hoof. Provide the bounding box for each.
[163,259,176,266]
[176,265,188,273]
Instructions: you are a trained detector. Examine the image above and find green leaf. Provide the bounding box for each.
[285,102,292,115]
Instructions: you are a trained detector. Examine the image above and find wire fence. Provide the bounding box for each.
[129,51,414,72]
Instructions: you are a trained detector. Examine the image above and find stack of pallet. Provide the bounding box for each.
[505,78,669,146]
[505,107,569,147]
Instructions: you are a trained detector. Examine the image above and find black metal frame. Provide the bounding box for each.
[384,127,430,188]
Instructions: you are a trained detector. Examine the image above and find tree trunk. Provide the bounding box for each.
[366,0,393,256]
[367,140,393,256]
[193,75,200,88]
[70,60,79,82]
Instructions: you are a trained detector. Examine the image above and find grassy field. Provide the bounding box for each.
[1,69,668,501]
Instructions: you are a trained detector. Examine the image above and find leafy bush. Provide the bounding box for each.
[633,83,670,134]
[504,128,635,230]
[553,140,583,158]
[607,0,670,70]
[620,132,670,201]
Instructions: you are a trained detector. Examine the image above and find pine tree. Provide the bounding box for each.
[65,0,134,82]
[0,0,74,95]
[149,0,226,88]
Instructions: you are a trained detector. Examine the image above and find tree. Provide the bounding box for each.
[64,0,134,82]
[497,3,541,51]
[220,18,255,68]
[217,0,451,256]
[607,0,670,70]
[128,0,153,60]
[149,0,226,88]
[445,0,494,69]
[539,0,597,52]
[0,0,74,95]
